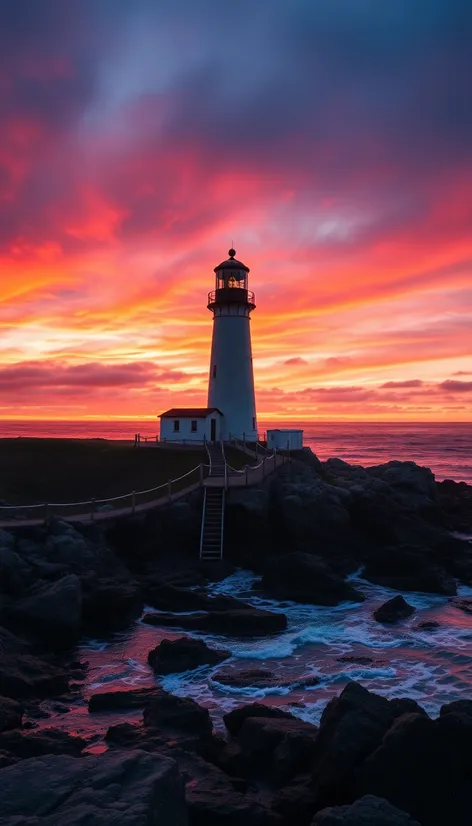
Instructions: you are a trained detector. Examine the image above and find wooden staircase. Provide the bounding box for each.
[199,442,226,561]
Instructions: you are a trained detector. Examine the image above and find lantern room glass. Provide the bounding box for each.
[215,270,247,290]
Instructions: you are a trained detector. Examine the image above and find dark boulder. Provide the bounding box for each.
[0,749,187,826]
[437,478,472,532]
[235,715,319,786]
[224,702,297,737]
[451,597,472,614]
[212,666,319,690]
[354,711,472,826]
[148,636,231,674]
[88,687,159,713]
[414,620,440,631]
[143,689,213,739]
[261,552,365,606]
[144,583,250,613]
[0,546,31,595]
[81,575,143,631]
[338,656,377,665]
[142,607,287,636]
[373,596,415,624]
[313,795,421,825]
[2,574,82,645]
[362,545,456,595]
[270,779,318,824]
[440,699,472,720]
[0,697,23,733]
[0,727,86,760]
[0,653,69,699]
[180,751,280,826]
[310,682,428,810]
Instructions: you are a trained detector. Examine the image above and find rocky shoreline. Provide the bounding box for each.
[1,453,471,824]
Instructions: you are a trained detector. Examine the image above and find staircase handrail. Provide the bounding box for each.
[205,442,213,475]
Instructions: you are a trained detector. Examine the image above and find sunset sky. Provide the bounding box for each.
[1,0,471,422]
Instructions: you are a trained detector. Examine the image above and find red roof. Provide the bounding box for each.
[159,407,222,418]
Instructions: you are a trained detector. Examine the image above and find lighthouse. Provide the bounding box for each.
[207,248,257,441]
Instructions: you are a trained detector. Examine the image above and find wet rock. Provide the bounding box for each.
[0,546,31,595]
[148,636,231,674]
[437,478,472,532]
[0,697,23,733]
[414,620,440,631]
[235,715,319,785]
[338,656,376,665]
[51,702,70,714]
[144,583,250,613]
[440,699,472,720]
[367,461,437,505]
[388,699,428,719]
[0,653,69,699]
[81,575,143,631]
[373,596,415,624]
[0,749,187,825]
[3,574,82,645]
[143,689,213,739]
[362,546,456,595]
[261,552,365,606]
[0,624,31,655]
[0,528,15,550]
[310,682,428,811]
[270,779,318,824]
[88,687,159,712]
[184,755,280,825]
[0,727,86,760]
[224,703,297,737]
[142,607,287,636]
[212,666,319,690]
[451,597,472,614]
[313,795,421,825]
[354,711,472,826]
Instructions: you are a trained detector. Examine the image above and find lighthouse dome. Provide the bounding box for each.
[214,248,250,273]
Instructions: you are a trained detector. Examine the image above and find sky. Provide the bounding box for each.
[1,0,472,423]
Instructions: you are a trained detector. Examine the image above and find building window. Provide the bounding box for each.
[173,420,180,432]
[191,420,197,433]
[212,364,217,378]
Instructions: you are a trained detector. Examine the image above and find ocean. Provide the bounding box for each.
[1,419,471,483]
[36,570,472,749]
[9,416,471,748]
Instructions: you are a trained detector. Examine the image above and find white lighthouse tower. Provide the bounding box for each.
[207,248,257,441]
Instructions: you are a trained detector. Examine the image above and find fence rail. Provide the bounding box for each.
[0,447,288,528]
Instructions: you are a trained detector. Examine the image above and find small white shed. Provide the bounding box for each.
[159,407,223,443]
[267,429,303,451]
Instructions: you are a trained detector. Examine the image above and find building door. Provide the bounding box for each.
[210,419,216,442]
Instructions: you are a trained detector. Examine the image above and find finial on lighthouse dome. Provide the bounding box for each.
[213,249,250,273]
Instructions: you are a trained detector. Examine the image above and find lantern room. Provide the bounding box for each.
[208,248,255,313]
[214,247,249,290]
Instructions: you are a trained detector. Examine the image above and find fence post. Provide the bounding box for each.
[167,480,172,503]
[131,491,136,515]
[262,457,266,479]
[224,462,228,490]
[90,498,95,521]
[245,464,248,486]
